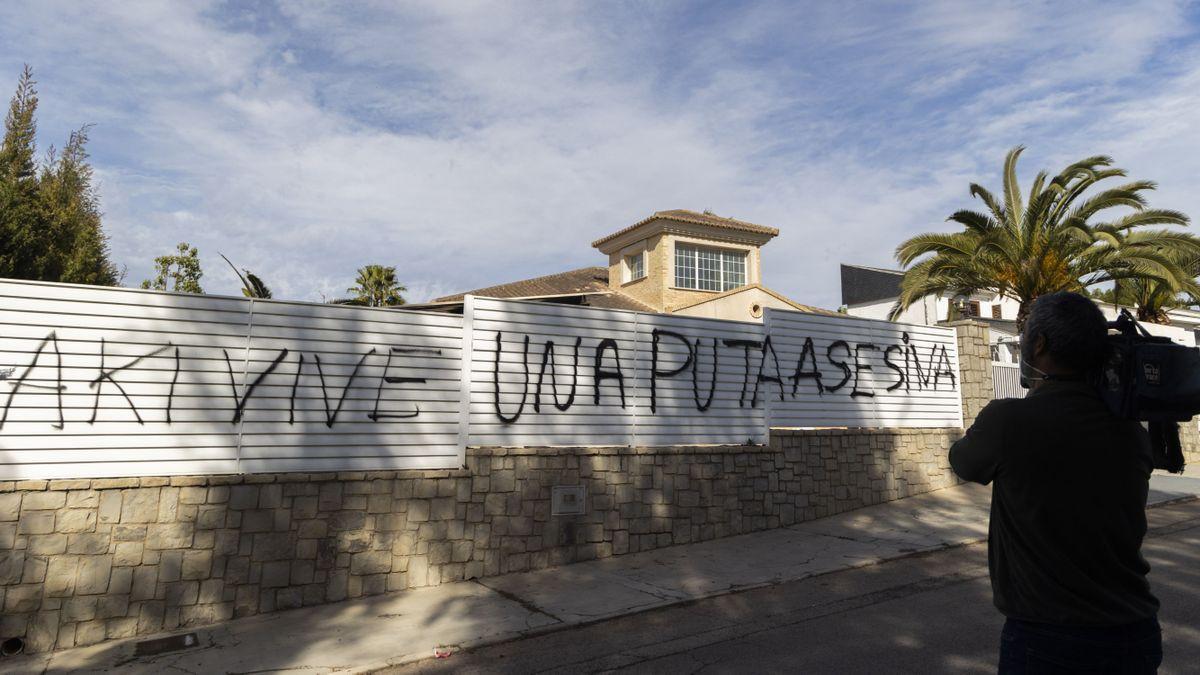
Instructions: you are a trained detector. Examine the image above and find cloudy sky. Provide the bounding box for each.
[2,1,1199,307]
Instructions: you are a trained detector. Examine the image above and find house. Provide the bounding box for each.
[840,263,1025,362]
[412,209,829,321]
[839,263,1200,362]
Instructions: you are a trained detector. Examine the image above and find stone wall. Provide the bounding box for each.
[0,428,961,654]
[1179,418,1200,466]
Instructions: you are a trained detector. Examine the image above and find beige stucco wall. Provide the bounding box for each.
[672,287,795,322]
[607,233,667,311]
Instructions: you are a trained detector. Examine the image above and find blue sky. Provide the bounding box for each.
[3,1,1199,308]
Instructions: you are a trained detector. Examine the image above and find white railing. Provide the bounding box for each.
[992,361,1026,399]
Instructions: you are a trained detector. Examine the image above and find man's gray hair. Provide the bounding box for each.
[1023,292,1108,374]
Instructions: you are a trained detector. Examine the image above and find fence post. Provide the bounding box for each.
[761,307,774,443]
[457,295,475,467]
[630,311,639,449]
[235,297,256,474]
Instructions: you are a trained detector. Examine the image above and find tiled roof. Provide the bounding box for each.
[591,209,779,248]
[432,267,656,312]
[573,293,657,312]
[433,267,609,303]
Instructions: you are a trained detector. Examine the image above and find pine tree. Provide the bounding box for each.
[0,65,42,278]
[41,127,119,285]
[0,66,120,285]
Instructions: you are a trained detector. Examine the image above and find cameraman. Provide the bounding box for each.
[950,291,1161,673]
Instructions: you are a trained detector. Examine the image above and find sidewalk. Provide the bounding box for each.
[7,468,1198,674]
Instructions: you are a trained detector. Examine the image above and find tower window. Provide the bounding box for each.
[675,244,746,291]
[625,253,645,282]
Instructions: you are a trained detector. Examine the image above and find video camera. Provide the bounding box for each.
[1100,309,1200,473]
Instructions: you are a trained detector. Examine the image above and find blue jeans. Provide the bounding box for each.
[999,616,1162,674]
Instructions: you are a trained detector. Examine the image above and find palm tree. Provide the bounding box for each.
[891,146,1200,330]
[219,253,272,299]
[346,264,407,307]
[1103,249,1200,324]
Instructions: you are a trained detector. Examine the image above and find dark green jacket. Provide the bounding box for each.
[950,380,1159,626]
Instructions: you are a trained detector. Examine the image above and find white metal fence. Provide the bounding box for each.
[992,362,1026,399]
[1,279,964,479]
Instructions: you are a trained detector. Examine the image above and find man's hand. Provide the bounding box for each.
[949,399,1009,485]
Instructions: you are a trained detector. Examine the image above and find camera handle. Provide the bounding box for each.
[1147,421,1185,474]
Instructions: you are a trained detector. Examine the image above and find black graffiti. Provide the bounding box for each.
[722,339,759,407]
[753,336,786,407]
[166,347,181,424]
[931,344,957,388]
[533,338,580,413]
[490,332,626,424]
[314,350,374,428]
[789,336,824,396]
[0,332,65,430]
[721,337,786,408]
[370,347,443,420]
[851,343,877,398]
[647,330,724,413]
[693,338,718,411]
[715,336,782,403]
[1,331,447,430]
[288,354,305,424]
[593,338,626,408]
[2,323,964,433]
[903,340,955,390]
[907,333,929,389]
[651,329,692,413]
[493,333,530,423]
[89,338,175,425]
[825,340,853,393]
[224,348,290,424]
[884,343,905,392]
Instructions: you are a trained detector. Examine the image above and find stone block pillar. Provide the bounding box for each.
[942,319,993,428]
[1179,417,1200,466]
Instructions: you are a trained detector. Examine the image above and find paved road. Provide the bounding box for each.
[387,499,1200,674]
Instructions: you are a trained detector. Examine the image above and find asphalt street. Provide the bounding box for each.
[386,499,1200,674]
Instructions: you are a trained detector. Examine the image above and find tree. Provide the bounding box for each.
[40,127,119,285]
[219,253,272,298]
[1090,249,1200,323]
[891,146,1200,330]
[345,264,407,307]
[1087,287,1118,304]
[0,66,119,284]
[142,242,203,294]
[0,65,42,279]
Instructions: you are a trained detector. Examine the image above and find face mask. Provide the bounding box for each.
[1019,358,1049,389]
[1019,330,1048,389]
